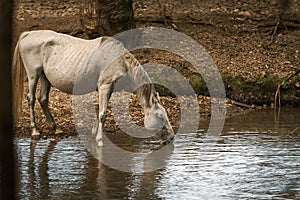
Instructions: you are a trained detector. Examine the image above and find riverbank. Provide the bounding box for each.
[14,83,253,138]
[13,0,300,137]
[14,0,300,106]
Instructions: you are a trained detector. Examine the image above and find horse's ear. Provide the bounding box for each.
[152,92,160,105]
[123,53,132,69]
[155,92,161,102]
[149,92,156,106]
[142,84,153,108]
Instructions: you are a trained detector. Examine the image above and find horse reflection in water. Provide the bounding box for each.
[12,30,174,146]
[16,138,172,199]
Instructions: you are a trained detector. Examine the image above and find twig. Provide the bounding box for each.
[228,100,254,109]
[275,68,300,108]
[269,16,280,45]
[290,126,300,135]
[156,0,179,30]
[266,15,295,46]
[275,83,281,107]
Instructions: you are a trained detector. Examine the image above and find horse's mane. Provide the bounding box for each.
[123,52,157,108]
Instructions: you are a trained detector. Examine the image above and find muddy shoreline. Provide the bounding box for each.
[13,0,300,137]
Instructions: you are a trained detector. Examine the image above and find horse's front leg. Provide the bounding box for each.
[95,83,113,146]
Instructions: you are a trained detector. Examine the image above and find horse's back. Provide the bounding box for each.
[20,30,91,44]
[18,30,104,94]
[18,30,129,95]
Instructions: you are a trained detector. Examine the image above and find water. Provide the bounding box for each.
[15,108,300,199]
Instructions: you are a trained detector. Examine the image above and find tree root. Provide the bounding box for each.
[258,15,300,46]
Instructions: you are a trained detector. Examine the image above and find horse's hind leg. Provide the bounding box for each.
[38,73,63,135]
[27,72,41,139]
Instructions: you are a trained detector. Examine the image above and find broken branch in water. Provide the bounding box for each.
[227,99,254,109]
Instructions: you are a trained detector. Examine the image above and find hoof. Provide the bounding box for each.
[55,128,64,135]
[161,136,174,145]
[96,131,103,146]
[31,128,40,140]
[97,139,103,147]
[31,134,40,140]
[160,140,166,145]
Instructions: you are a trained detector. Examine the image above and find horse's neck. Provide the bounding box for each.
[129,60,156,109]
[136,83,156,109]
[122,52,156,108]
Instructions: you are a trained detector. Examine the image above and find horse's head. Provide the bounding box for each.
[144,92,174,144]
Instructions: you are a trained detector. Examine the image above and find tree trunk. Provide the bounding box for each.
[80,0,135,38]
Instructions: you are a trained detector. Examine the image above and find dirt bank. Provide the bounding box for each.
[13,0,300,137]
[14,0,300,106]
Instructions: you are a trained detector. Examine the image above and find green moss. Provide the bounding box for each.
[150,58,300,105]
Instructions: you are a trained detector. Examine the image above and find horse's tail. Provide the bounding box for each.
[12,32,29,123]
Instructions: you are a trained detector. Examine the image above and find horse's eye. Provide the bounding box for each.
[156,112,164,118]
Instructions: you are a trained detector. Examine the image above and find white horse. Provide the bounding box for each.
[12,30,174,146]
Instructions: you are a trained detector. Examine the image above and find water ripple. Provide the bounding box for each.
[15,109,300,200]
